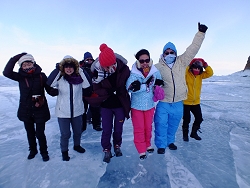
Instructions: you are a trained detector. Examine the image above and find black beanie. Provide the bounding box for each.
[135,49,150,60]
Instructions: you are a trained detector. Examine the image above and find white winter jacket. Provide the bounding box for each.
[50,68,90,118]
[155,31,205,103]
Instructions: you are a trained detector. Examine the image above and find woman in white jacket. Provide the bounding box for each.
[47,55,91,161]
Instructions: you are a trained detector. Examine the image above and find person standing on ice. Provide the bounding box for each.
[182,58,213,141]
[3,53,58,162]
[47,55,92,161]
[154,22,208,154]
[79,52,102,132]
[85,43,130,163]
[126,49,164,160]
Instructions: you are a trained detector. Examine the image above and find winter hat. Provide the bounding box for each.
[135,49,150,60]
[83,52,94,61]
[18,54,35,66]
[59,55,80,75]
[153,85,165,102]
[189,58,204,75]
[163,42,177,55]
[98,43,116,67]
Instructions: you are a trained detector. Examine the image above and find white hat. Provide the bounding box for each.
[18,54,35,66]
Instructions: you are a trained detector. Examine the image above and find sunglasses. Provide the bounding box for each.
[138,59,150,64]
[164,51,175,55]
[64,64,74,68]
[85,58,94,62]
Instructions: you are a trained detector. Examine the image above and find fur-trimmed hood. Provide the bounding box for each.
[59,55,80,76]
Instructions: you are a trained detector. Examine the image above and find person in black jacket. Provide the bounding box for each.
[3,52,58,162]
[79,52,102,132]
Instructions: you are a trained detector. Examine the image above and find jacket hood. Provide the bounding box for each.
[59,55,80,76]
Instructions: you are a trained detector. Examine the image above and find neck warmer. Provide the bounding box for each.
[64,73,83,85]
[23,67,36,74]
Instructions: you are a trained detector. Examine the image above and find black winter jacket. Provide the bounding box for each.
[3,55,58,123]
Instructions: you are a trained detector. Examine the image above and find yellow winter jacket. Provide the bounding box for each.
[184,66,213,105]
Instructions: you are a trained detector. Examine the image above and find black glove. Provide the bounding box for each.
[145,75,154,86]
[12,52,27,62]
[155,79,164,86]
[198,22,208,33]
[130,80,141,92]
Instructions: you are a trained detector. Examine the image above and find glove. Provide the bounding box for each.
[13,52,27,62]
[198,22,208,33]
[155,79,164,86]
[153,85,165,102]
[129,80,141,92]
[145,75,154,86]
[202,61,208,68]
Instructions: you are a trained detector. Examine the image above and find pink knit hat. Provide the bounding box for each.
[99,43,116,67]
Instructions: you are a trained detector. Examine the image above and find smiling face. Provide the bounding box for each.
[21,61,34,69]
[64,64,75,75]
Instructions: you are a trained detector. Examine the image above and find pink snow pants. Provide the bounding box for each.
[131,107,155,154]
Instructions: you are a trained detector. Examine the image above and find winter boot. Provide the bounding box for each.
[62,151,70,161]
[190,126,202,140]
[103,149,112,163]
[139,153,147,160]
[93,125,103,131]
[182,127,189,142]
[147,146,154,153]
[157,148,165,154]
[168,143,177,150]
[114,145,122,157]
[73,145,86,153]
[27,149,38,159]
[41,152,50,162]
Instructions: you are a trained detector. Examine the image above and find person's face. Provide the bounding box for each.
[84,58,94,64]
[102,63,117,73]
[138,54,150,69]
[64,64,75,75]
[163,49,176,57]
[22,62,33,69]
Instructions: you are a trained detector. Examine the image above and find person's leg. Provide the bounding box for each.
[182,105,191,141]
[154,102,169,151]
[167,101,183,149]
[24,120,38,159]
[144,108,155,150]
[71,115,85,153]
[90,105,102,131]
[58,118,71,152]
[131,108,146,154]
[101,108,114,151]
[190,104,203,140]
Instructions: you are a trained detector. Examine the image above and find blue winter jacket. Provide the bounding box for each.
[126,63,162,111]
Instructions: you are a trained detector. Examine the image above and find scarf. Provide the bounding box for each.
[64,73,83,85]
[92,61,115,83]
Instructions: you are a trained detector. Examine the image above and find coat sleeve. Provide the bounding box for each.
[201,66,213,79]
[178,32,206,67]
[42,73,58,96]
[3,56,20,81]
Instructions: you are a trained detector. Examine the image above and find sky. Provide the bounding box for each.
[0,71,250,188]
[0,0,250,76]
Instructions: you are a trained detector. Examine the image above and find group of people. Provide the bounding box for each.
[3,22,213,163]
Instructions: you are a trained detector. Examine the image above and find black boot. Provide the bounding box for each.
[73,145,86,153]
[93,125,103,131]
[103,149,112,163]
[182,127,189,142]
[114,145,122,157]
[27,149,38,159]
[41,152,50,162]
[62,151,70,161]
[190,126,202,140]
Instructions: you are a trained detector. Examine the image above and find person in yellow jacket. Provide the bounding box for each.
[182,58,213,141]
